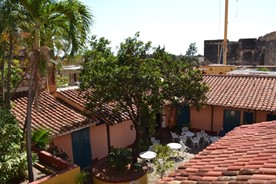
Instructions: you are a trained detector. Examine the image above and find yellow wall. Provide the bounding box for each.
[53,134,73,162]
[93,172,148,184]
[52,120,136,162]
[110,120,136,148]
[33,166,80,184]
[212,106,224,132]
[90,124,109,160]
[190,105,272,133]
[201,65,236,75]
[190,106,212,131]
[190,106,224,133]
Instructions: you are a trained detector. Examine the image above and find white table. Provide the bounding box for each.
[167,143,183,160]
[167,143,182,150]
[182,131,195,137]
[139,150,157,172]
[139,151,157,161]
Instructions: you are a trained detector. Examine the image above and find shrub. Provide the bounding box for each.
[75,171,89,184]
[152,144,174,178]
[0,110,27,183]
[31,128,50,150]
[109,147,132,171]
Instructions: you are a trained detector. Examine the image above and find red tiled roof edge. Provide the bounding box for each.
[203,74,276,112]
[157,120,276,183]
[56,88,132,125]
[11,90,97,138]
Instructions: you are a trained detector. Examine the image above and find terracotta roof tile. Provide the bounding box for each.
[158,121,276,183]
[56,88,132,125]
[203,75,276,112]
[11,91,97,137]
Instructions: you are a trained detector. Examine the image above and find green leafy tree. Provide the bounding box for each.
[184,42,199,66]
[80,33,208,166]
[0,110,27,184]
[0,0,27,110]
[185,42,198,56]
[11,0,92,181]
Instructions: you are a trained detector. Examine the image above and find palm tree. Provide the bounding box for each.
[0,0,24,110]
[12,0,92,181]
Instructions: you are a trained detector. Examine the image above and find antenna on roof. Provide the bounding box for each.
[223,0,228,65]
[235,0,239,17]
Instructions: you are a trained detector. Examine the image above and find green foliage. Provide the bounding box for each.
[0,60,23,90]
[80,33,208,163]
[56,74,69,88]
[31,128,50,150]
[152,144,174,178]
[133,162,143,171]
[75,171,89,184]
[257,67,270,71]
[47,142,70,161]
[0,110,27,183]
[109,147,132,171]
[184,42,199,66]
[185,42,198,56]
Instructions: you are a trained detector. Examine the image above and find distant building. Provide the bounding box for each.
[62,65,81,86]
[204,31,276,66]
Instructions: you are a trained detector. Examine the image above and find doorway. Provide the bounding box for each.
[177,105,190,128]
[243,111,254,124]
[71,127,92,168]
[267,114,276,121]
[223,109,241,132]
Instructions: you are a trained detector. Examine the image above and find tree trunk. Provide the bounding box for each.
[26,25,40,182]
[1,54,4,109]
[132,122,141,167]
[25,58,36,182]
[6,33,13,110]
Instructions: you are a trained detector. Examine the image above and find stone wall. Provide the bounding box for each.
[204,31,276,65]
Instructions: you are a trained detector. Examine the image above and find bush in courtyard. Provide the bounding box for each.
[31,128,50,150]
[109,147,132,171]
[0,110,27,183]
[152,144,174,178]
[75,170,89,184]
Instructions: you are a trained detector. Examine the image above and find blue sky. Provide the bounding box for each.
[80,0,276,55]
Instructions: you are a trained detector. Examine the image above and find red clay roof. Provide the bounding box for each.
[57,75,276,114]
[11,91,97,137]
[157,121,276,184]
[204,75,276,112]
[56,88,131,125]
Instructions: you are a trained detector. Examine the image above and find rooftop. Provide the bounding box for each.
[203,75,276,112]
[11,91,97,138]
[157,121,276,183]
[56,88,132,125]
[227,68,276,76]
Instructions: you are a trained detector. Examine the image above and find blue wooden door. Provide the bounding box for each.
[267,114,276,121]
[71,127,92,168]
[177,105,190,128]
[223,110,241,132]
[243,112,254,124]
